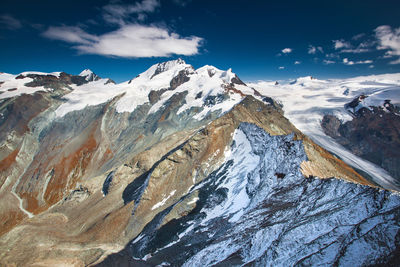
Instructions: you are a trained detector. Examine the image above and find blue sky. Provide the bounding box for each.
[1,0,400,82]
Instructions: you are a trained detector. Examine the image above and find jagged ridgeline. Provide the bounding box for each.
[0,60,399,266]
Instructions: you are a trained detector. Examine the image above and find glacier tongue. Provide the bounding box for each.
[122,123,400,266]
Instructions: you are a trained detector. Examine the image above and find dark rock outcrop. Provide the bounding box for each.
[231,74,246,86]
[170,69,191,90]
[322,97,400,181]
[18,72,88,89]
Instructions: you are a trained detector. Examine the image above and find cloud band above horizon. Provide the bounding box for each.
[42,24,203,58]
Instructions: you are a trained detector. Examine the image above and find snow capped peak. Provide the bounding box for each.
[160,57,186,67]
[138,58,190,80]
[196,65,234,82]
[79,69,100,81]
[49,60,260,118]
[79,69,94,76]
[220,68,235,83]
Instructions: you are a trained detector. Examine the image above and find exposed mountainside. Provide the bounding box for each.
[321,95,400,181]
[0,60,399,266]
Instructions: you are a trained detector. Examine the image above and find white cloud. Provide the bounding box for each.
[382,51,392,58]
[325,53,339,59]
[308,45,323,54]
[278,66,285,69]
[333,39,351,50]
[103,0,160,25]
[0,14,22,30]
[375,25,400,64]
[358,41,376,48]
[43,26,99,44]
[339,41,374,53]
[282,48,292,54]
[357,59,373,64]
[352,33,365,40]
[343,58,354,65]
[340,48,370,53]
[343,58,373,65]
[294,61,301,65]
[43,24,203,58]
[388,58,400,64]
[323,59,335,64]
[308,46,316,54]
[369,65,375,68]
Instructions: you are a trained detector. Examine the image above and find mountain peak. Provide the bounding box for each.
[133,58,192,82]
[79,69,100,81]
[150,58,188,79]
[79,69,93,76]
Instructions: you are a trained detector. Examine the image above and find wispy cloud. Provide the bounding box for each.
[340,48,370,53]
[43,26,99,44]
[375,25,400,64]
[0,14,22,30]
[333,39,351,50]
[102,0,160,25]
[172,0,192,7]
[278,66,285,69]
[340,41,375,53]
[323,59,335,64]
[294,61,301,65]
[358,59,373,64]
[281,48,292,54]
[43,24,203,58]
[343,58,373,65]
[352,33,365,40]
[325,53,339,59]
[308,45,323,54]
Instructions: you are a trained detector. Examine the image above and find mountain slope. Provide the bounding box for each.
[101,122,400,267]
[0,60,399,266]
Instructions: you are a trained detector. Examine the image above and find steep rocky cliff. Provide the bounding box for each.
[0,60,399,266]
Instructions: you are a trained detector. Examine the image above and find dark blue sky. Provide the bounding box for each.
[1,0,400,82]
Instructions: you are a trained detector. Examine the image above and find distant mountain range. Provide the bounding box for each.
[0,60,399,266]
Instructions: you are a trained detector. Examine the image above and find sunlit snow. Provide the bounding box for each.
[249,73,400,190]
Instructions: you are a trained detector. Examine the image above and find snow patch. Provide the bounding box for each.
[0,74,48,100]
[151,190,176,210]
[201,128,257,223]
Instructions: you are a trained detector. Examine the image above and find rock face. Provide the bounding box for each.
[100,123,400,267]
[0,61,399,266]
[321,95,400,183]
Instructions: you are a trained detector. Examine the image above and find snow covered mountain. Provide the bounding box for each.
[0,60,399,266]
[79,69,101,82]
[250,74,400,191]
